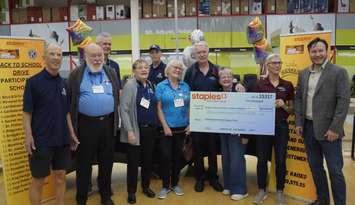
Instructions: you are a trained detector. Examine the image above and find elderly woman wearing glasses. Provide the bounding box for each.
[155,59,190,199]
[218,68,249,201]
[253,54,294,205]
[120,59,159,204]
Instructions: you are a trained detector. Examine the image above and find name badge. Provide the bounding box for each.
[209,76,216,81]
[92,85,104,94]
[277,87,286,92]
[103,79,111,85]
[140,97,150,109]
[174,98,184,107]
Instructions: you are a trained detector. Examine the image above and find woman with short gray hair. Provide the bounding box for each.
[155,59,190,199]
[120,59,159,204]
[253,54,294,205]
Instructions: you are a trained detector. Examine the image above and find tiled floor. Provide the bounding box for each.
[1,116,355,205]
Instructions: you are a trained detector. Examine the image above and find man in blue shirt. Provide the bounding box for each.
[148,44,166,86]
[68,43,120,205]
[90,32,122,196]
[96,32,122,90]
[23,43,79,205]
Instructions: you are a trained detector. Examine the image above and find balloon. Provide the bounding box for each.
[247,17,271,64]
[78,36,93,48]
[247,17,264,44]
[66,19,93,64]
[66,19,93,46]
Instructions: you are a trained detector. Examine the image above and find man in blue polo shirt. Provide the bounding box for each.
[91,32,122,196]
[68,43,120,205]
[148,44,166,86]
[96,32,122,90]
[23,43,79,205]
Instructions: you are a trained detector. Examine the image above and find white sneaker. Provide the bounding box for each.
[230,193,248,201]
[172,185,184,196]
[253,189,268,204]
[276,190,286,205]
[158,188,171,199]
[222,189,230,195]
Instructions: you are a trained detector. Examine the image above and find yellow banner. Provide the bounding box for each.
[269,31,331,201]
[0,37,55,205]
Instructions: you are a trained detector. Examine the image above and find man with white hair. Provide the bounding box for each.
[184,41,223,193]
[182,29,204,69]
[68,43,120,205]
[87,32,121,196]
[96,32,122,90]
[23,43,79,205]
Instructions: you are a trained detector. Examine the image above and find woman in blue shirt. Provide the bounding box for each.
[155,59,190,199]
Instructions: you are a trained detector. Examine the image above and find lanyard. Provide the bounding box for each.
[140,83,153,101]
[168,80,184,99]
[88,69,103,85]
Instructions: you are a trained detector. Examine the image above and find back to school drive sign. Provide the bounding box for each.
[0,37,55,205]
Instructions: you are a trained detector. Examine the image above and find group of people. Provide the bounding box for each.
[23,31,350,205]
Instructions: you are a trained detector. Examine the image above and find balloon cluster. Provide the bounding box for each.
[247,17,271,65]
[66,19,93,62]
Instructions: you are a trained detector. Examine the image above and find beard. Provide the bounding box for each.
[87,62,103,72]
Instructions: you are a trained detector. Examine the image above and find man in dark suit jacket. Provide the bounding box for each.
[295,37,350,205]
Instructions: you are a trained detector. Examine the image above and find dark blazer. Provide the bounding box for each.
[67,63,120,136]
[294,62,350,140]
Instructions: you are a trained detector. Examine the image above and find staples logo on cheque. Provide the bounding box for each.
[192,92,227,101]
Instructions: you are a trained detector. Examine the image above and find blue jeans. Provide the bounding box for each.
[256,120,289,191]
[220,134,247,195]
[304,120,346,205]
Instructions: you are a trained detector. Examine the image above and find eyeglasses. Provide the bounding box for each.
[268,61,282,65]
[220,76,233,80]
[172,65,182,70]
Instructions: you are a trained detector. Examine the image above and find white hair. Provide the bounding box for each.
[96,32,112,43]
[193,41,209,53]
[44,42,62,56]
[165,59,184,79]
[265,53,281,65]
[218,67,233,77]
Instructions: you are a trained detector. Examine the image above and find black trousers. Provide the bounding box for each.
[88,130,121,195]
[127,126,158,194]
[192,132,219,182]
[159,127,186,188]
[76,113,115,203]
[256,120,289,191]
